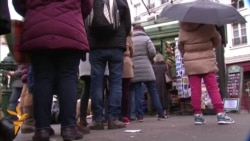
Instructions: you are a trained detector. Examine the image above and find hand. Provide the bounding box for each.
[7,71,15,76]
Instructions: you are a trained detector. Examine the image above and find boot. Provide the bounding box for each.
[21,106,35,133]
[79,117,88,127]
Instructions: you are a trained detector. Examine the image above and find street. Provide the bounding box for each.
[15,111,250,141]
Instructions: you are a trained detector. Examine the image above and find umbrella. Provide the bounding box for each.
[160,0,246,25]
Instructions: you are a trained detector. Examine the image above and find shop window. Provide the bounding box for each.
[232,22,248,46]
[231,0,245,9]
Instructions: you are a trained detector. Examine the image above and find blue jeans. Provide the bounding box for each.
[134,81,164,118]
[8,87,22,111]
[30,50,81,129]
[90,48,124,122]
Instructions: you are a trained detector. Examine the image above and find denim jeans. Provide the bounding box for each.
[30,50,81,129]
[134,81,164,118]
[90,48,124,122]
[8,87,22,111]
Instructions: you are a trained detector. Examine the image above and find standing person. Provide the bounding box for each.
[178,22,235,125]
[121,31,134,124]
[12,0,92,140]
[78,53,109,131]
[131,25,166,122]
[152,53,171,117]
[87,0,131,130]
[6,65,23,122]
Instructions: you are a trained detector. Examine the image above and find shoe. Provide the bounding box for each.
[137,117,143,122]
[158,115,168,121]
[79,117,88,127]
[77,125,90,134]
[89,121,104,130]
[32,129,50,141]
[0,118,16,141]
[108,120,126,129]
[49,127,55,136]
[61,125,83,140]
[194,114,205,125]
[123,117,131,125]
[217,112,235,125]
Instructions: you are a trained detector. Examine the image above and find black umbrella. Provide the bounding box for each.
[160,0,246,25]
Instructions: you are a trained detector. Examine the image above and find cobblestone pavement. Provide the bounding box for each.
[15,111,250,141]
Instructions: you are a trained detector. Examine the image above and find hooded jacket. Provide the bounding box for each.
[12,0,92,52]
[178,22,221,75]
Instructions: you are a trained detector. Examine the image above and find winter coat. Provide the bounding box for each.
[12,0,91,52]
[152,61,171,109]
[79,53,109,77]
[131,30,156,82]
[178,22,221,75]
[122,35,134,78]
[87,0,131,51]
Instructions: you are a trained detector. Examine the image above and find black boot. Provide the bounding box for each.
[0,118,17,141]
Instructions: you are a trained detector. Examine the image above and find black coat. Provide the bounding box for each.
[0,0,11,35]
[87,0,131,51]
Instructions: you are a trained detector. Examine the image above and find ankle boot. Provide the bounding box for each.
[21,106,35,133]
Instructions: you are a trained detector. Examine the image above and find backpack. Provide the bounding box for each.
[86,0,120,37]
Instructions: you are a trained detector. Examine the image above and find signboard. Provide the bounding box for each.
[224,65,244,112]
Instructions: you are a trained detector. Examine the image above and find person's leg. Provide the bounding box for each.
[203,72,224,113]
[134,82,144,120]
[121,78,131,123]
[188,75,202,114]
[203,72,234,124]
[55,50,83,139]
[80,76,91,126]
[145,81,164,118]
[105,48,125,129]
[129,84,136,120]
[30,52,55,141]
[6,87,22,121]
[89,49,106,127]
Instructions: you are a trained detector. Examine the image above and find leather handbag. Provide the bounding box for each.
[0,0,11,35]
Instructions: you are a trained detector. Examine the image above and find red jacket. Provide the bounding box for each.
[12,0,92,52]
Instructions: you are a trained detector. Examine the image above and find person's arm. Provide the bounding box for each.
[147,38,156,61]
[123,0,131,36]
[178,31,185,57]
[12,0,27,16]
[211,26,222,48]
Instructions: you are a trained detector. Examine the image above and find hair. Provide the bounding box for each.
[133,24,145,32]
[153,53,165,63]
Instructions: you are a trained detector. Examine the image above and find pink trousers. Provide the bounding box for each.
[188,72,224,114]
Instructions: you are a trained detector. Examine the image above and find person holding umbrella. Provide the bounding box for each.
[178,22,235,125]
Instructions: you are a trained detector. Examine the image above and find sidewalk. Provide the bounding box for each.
[15,111,250,141]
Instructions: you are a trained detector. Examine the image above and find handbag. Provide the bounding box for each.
[0,0,11,35]
[165,72,172,83]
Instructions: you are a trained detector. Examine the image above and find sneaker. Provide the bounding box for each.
[158,115,168,121]
[194,114,205,125]
[137,117,143,122]
[107,120,126,129]
[217,112,235,125]
[123,117,131,125]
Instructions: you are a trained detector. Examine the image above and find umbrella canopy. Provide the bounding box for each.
[160,0,246,25]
